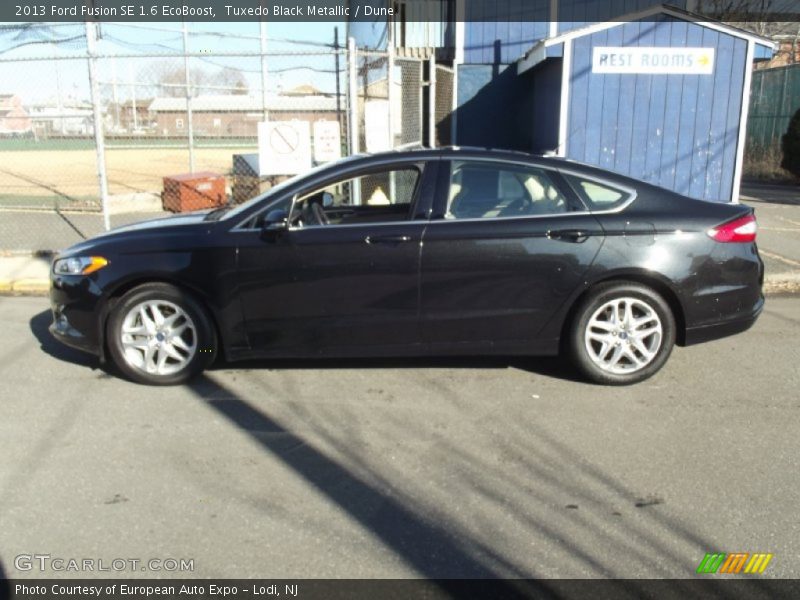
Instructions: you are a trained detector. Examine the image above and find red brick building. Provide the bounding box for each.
[148,95,339,137]
[0,94,32,135]
[755,38,800,70]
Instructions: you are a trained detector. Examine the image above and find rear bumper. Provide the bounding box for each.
[683,295,764,346]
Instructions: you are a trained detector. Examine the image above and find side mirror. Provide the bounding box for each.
[261,209,289,234]
[322,191,335,208]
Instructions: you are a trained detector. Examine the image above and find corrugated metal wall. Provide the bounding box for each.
[462,0,690,65]
[556,0,688,34]
[455,64,532,149]
[566,16,747,202]
[394,2,452,49]
[463,18,550,64]
[747,64,800,151]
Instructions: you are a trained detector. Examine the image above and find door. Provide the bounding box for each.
[420,159,605,350]
[234,161,436,355]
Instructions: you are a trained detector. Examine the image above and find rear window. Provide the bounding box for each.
[564,174,632,211]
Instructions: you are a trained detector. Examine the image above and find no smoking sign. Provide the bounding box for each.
[258,121,312,176]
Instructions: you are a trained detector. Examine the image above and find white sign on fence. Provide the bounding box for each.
[592,47,715,75]
[313,120,342,163]
[258,121,312,176]
[365,100,392,153]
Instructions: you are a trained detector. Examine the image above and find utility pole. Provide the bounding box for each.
[347,37,360,204]
[111,56,120,130]
[54,59,66,136]
[128,61,138,131]
[85,21,111,231]
[334,27,342,141]
[260,20,269,123]
[182,20,195,172]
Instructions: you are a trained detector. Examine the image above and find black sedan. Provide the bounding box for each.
[49,148,763,385]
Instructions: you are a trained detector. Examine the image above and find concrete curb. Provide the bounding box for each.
[8,279,51,294]
[0,278,50,295]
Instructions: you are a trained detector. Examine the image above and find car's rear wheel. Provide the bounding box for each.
[568,282,676,385]
[106,283,216,385]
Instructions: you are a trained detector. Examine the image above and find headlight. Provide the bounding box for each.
[53,256,109,276]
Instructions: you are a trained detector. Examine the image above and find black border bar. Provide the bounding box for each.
[2,0,799,23]
[4,579,800,600]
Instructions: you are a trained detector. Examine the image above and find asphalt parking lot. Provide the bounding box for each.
[1,295,798,580]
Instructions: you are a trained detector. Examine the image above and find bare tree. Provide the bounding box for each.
[143,61,249,97]
[691,0,799,38]
[142,61,212,97]
[215,67,249,95]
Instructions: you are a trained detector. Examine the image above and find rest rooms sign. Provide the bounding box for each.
[592,47,715,75]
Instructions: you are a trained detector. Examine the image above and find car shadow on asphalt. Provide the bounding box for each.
[187,372,546,589]
[30,306,586,383]
[185,373,790,592]
[29,309,107,372]
[209,356,587,383]
[0,559,8,593]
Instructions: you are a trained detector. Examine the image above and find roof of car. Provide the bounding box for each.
[351,146,631,181]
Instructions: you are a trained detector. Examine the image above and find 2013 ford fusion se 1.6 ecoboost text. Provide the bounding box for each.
[49,148,763,386]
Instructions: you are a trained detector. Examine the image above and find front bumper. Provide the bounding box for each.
[49,273,105,358]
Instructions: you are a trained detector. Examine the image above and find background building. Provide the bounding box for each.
[0,94,32,135]
[148,94,339,137]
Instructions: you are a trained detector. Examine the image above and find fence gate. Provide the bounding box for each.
[434,64,454,147]
[394,58,425,149]
[747,64,800,152]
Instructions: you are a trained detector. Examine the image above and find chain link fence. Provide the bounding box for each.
[434,64,454,147]
[0,23,433,254]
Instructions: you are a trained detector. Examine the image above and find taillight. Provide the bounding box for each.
[707,214,757,243]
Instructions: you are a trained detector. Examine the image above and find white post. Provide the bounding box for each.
[557,39,573,158]
[731,40,755,204]
[387,22,396,200]
[131,82,138,130]
[548,0,558,39]
[260,21,269,123]
[54,61,66,136]
[452,1,466,145]
[347,37,359,156]
[387,16,395,149]
[429,55,437,148]
[111,56,120,130]
[85,21,111,231]
[182,20,195,173]
[347,37,361,204]
[127,61,138,131]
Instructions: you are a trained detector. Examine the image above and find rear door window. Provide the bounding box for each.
[446,161,576,220]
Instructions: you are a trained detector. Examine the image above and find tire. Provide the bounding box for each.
[568,282,676,385]
[106,283,217,385]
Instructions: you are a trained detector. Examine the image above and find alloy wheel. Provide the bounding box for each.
[584,297,663,375]
[119,300,198,376]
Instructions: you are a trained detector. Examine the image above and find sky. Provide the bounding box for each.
[0,21,346,105]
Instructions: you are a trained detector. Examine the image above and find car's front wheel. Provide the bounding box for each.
[568,282,676,385]
[106,283,217,385]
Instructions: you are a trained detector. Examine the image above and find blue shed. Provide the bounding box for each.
[512,6,775,203]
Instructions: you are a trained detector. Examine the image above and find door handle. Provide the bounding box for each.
[365,235,413,245]
[547,229,590,243]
